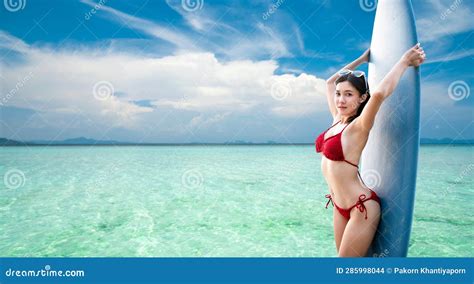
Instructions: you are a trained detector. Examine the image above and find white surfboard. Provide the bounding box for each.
[362,0,421,257]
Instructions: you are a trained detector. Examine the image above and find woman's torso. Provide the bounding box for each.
[318,118,372,208]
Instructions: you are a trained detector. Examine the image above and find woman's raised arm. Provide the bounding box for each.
[372,43,425,98]
[356,43,426,131]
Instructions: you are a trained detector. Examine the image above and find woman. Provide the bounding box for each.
[315,43,426,257]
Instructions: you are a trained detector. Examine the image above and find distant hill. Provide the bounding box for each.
[1,137,126,146]
[1,137,473,146]
[420,138,474,145]
[29,137,125,145]
[0,138,31,146]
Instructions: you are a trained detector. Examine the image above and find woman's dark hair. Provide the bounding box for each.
[335,73,370,123]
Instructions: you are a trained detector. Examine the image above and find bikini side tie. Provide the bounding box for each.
[325,194,333,209]
[355,194,369,219]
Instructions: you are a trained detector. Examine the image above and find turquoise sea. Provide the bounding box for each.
[0,145,472,257]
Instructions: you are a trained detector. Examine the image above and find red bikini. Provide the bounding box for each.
[315,120,381,220]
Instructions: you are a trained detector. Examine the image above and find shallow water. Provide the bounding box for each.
[0,145,472,257]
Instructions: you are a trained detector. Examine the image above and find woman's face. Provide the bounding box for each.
[335,81,365,117]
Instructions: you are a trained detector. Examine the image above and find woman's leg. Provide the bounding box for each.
[338,200,381,257]
[333,206,349,253]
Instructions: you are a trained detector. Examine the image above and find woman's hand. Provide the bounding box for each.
[401,43,426,67]
[327,48,370,83]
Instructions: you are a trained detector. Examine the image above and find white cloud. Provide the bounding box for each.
[419,79,473,138]
[416,0,474,42]
[425,48,474,64]
[80,0,197,49]
[0,32,327,139]
[188,112,233,130]
[165,0,241,34]
[268,73,326,117]
[80,0,295,60]
[0,31,30,53]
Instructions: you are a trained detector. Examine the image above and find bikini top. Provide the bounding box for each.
[315,120,359,168]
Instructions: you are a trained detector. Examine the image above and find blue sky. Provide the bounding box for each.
[0,0,473,143]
